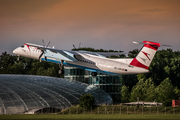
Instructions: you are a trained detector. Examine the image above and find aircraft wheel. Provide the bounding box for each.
[58,70,64,74]
[91,72,97,76]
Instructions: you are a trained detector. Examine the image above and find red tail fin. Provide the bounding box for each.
[130,41,161,69]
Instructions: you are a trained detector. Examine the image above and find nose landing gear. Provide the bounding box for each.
[17,55,20,61]
[58,60,64,74]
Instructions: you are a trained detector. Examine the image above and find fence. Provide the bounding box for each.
[58,105,180,115]
[1,105,180,115]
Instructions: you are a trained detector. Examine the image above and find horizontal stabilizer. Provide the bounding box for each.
[133,41,171,47]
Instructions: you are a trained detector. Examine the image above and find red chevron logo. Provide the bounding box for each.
[142,51,150,61]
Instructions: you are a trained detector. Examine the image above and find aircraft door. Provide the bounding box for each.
[23,45,31,57]
[26,49,31,56]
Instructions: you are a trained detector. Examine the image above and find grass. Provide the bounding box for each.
[0,114,180,120]
[1,105,180,120]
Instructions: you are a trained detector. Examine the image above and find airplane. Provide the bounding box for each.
[13,41,163,76]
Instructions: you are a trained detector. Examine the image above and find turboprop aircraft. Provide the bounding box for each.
[13,41,164,76]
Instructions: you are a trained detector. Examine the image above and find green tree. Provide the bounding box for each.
[122,74,138,91]
[79,93,95,110]
[121,85,130,103]
[0,52,16,73]
[0,52,26,74]
[130,78,156,102]
[0,51,62,77]
[128,49,139,58]
[30,60,61,77]
[9,61,25,74]
[174,87,180,99]
[145,82,156,102]
[155,78,176,106]
[137,74,146,81]
[147,49,180,87]
[130,79,145,102]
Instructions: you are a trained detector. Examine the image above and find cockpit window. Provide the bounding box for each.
[21,45,24,48]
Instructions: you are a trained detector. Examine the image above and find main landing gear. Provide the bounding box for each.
[58,60,64,74]
[58,69,64,74]
[91,72,97,76]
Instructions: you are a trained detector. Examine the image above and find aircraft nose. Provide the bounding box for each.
[13,48,18,54]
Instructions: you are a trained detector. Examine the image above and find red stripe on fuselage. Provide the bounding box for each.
[130,58,149,69]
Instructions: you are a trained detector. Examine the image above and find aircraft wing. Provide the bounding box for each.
[76,51,125,57]
[25,43,125,62]
[95,52,125,57]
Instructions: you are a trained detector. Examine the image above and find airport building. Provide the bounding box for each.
[64,67,122,104]
[0,74,112,114]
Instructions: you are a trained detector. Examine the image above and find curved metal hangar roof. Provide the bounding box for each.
[0,74,112,114]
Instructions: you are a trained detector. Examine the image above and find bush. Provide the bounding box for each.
[79,93,95,110]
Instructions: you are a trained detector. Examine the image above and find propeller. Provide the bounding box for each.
[39,39,51,61]
[42,39,51,48]
[73,42,81,50]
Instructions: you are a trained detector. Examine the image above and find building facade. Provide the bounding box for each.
[64,67,122,104]
[0,74,112,114]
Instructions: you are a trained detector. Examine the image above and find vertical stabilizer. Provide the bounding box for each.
[130,41,161,69]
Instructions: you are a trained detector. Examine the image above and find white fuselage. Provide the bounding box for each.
[66,53,149,74]
[13,45,42,60]
[13,45,149,75]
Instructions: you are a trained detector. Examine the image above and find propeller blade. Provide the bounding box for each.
[162,44,172,47]
[46,41,51,48]
[78,42,81,48]
[39,52,44,60]
[42,39,45,47]
[133,41,143,44]
[73,44,76,49]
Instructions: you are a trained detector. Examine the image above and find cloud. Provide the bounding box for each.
[0,0,180,54]
[141,8,169,12]
[0,0,63,17]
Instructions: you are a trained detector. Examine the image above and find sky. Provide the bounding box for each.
[0,0,180,54]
